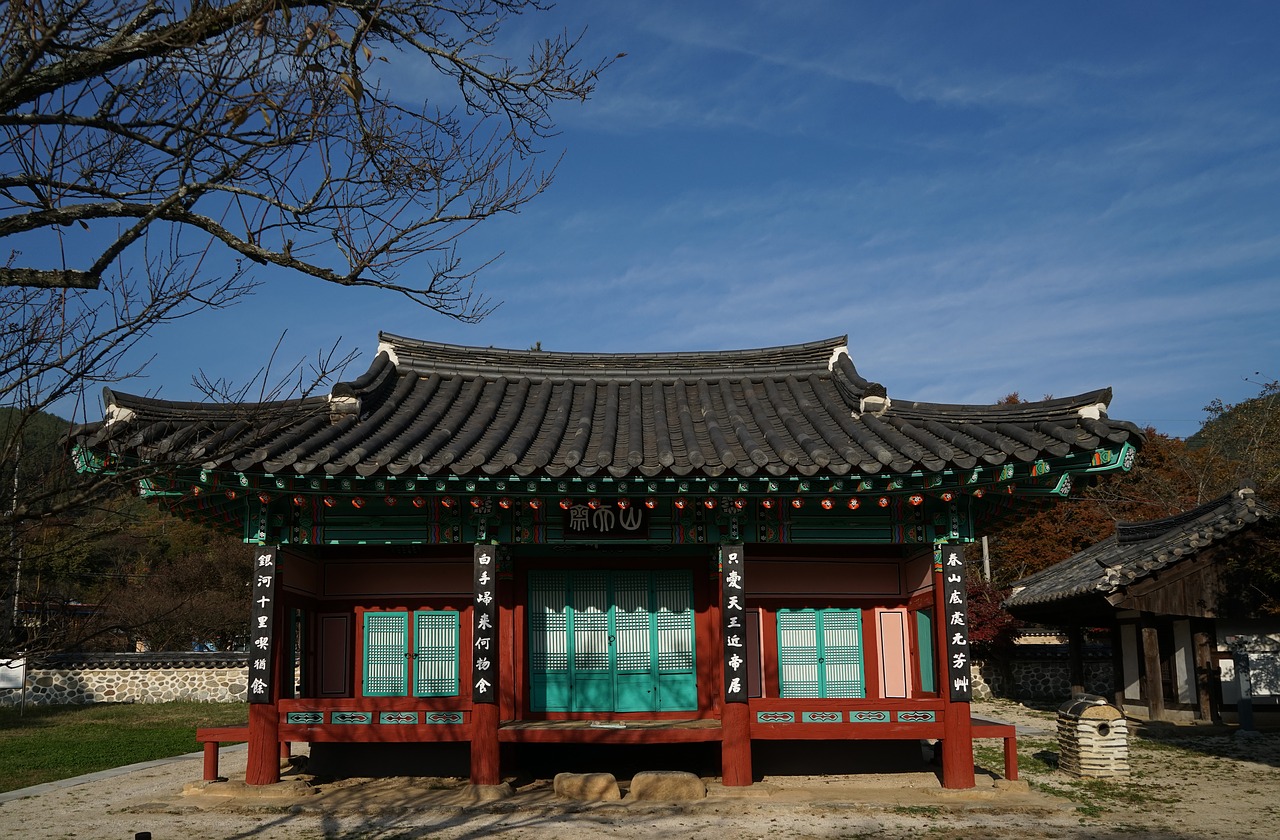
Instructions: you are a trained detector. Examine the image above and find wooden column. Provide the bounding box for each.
[721,703,752,786]
[934,548,974,790]
[1111,622,1127,708]
[470,703,501,785]
[1192,626,1216,722]
[1068,625,1086,697]
[246,703,280,785]
[1140,620,1166,721]
[719,544,752,786]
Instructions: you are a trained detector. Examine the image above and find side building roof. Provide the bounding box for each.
[1005,482,1276,622]
[74,333,1143,483]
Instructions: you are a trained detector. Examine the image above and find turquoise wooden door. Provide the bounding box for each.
[777,608,865,699]
[362,610,459,697]
[528,569,696,712]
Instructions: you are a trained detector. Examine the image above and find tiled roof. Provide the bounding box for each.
[76,333,1143,481]
[1005,483,1275,612]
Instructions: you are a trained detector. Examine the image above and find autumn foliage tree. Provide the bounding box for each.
[975,379,1280,633]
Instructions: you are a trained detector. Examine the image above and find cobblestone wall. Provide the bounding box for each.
[971,651,1113,701]
[0,653,248,706]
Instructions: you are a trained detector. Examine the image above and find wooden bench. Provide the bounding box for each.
[970,718,1019,780]
[196,726,293,781]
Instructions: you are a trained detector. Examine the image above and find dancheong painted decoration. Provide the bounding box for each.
[71,333,1142,791]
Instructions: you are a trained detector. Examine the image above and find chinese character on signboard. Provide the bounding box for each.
[246,546,278,705]
[721,544,748,703]
[472,545,499,703]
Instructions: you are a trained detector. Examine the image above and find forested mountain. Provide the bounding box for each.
[2,409,249,655]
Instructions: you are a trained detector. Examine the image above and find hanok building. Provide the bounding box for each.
[73,334,1142,789]
[1005,483,1279,724]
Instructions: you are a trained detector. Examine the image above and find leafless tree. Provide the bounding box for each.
[1,0,607,305]
[0,0,609,654]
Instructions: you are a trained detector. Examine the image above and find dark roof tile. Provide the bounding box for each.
[81,334,1143,481]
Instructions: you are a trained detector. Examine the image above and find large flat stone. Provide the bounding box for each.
[626,770,706,801]
[553,772,621,801]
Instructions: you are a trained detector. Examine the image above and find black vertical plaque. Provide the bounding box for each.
[472,544,498,703]
[940,545,973,702]
[721,544,748,703]
[247,545,279,704]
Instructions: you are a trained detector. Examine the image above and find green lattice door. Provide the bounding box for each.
[777,608,865,698]
[362,610,459,697]
[528,569,696,712]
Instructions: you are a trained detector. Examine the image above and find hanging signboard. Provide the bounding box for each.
[940,545,973,702]
[721,543,748,703]
[247,545,279,704]
[472,545,498,704]
[561,502,648,539]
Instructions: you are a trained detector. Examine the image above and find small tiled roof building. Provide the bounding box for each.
[1006,483,1278,723]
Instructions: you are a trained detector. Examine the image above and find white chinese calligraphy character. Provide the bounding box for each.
[725,570,743,590]
[726,634,743,648]
[568,506,590,531]
[477,552,492,565]
[728,654,744,671]
[256,595,271,609]
[952,652,967,669]
[948,591,963,604]
[727,616,742,629]
[252,658,267,670]
[947,574,961,583]
[256,616,268,629]
[728,677,743,695]
[250,678,267,695]
[593,508,615,530]
[476,590,494,606]
[256,575,273,588]
[475,657,491,671]
[726,595,742,610]
[475,677,491,693]
[478,570,490,585]
[254,636,270,650]
[619,507,643,531]
[475,636,491,649]
[953,675,970,692]
[257,554,274,567]
[951,633,967,646]
[949,612,967,627]
[477,614,492,630]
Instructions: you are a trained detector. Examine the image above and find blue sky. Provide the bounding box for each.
[112,2,1279,439]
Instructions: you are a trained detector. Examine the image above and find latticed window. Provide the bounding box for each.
[362,610,459,697]
[777,608,865,699]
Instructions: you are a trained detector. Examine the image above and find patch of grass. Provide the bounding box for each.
[0,702,248,792]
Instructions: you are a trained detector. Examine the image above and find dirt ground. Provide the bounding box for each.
[1,699,1277,839]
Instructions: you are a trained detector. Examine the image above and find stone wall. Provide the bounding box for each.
[971,647,1114,701]
[0,652,248,706]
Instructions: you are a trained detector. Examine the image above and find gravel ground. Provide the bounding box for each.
[1,699,1277,839]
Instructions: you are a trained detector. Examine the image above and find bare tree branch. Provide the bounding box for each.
[1,0,610,314]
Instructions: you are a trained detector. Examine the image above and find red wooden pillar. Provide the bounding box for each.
[246,702,280,785]
[471,702,501,785]
[721,703,752,785]
[933,551,974,789]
